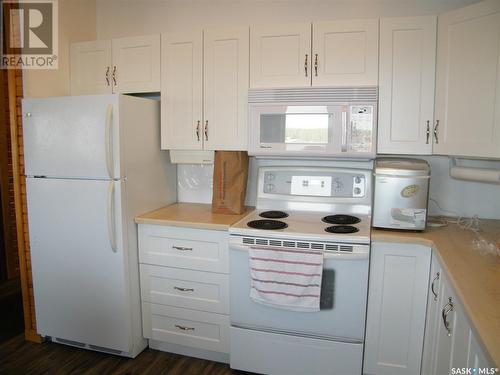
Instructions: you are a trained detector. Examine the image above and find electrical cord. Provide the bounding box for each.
[428,198,500,259]
[428,197,481,232]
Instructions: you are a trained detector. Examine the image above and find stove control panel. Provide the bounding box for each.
[263,170,366,198]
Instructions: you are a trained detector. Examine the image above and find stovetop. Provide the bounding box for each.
[230,209,371,244]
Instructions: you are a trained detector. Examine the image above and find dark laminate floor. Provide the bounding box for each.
[0,335,239,375]
[0,278,24,342]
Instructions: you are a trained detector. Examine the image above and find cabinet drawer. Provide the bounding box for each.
[142,302,229,354]
[138,225,229,273]
[140,264,229,314]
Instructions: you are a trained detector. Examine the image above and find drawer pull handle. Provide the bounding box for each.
[175,325,195,332]
[174,286,194,292]
[172,246,193,251]
[431,272,440,301]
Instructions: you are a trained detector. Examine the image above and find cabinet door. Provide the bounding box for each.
[378,17,436,155]
[468,331,493,369]
[70,40,112,95]
[161,32,203,150]
[312,19,379,86]
[364,242,431,375]
[434,0,500,158]
[433,275,456,375]
[204,28,249,151]
[112,34,161,94]
[250,23,311,88]
[421,254,443,375]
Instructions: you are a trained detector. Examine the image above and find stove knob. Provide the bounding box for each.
[266,173,275,181]
[354,187,361,195]
[266,184,275,192]
[355,176,362,184]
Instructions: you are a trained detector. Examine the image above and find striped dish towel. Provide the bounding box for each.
[249,246,323,312]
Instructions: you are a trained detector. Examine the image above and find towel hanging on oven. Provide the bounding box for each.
[249,246,324,312]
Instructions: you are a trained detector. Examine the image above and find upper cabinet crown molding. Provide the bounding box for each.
[377,16,437,155]
[249,19,379,89]
[434,0,500,158]
[70,34,161,96]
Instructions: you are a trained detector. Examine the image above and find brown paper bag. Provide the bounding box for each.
[212,151,249,215]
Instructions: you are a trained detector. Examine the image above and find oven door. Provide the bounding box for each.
[229,243,369,342]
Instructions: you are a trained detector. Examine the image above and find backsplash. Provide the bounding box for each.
[177,164,214,204]
[176,156,500,220]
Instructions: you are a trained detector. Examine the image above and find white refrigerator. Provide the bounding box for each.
[23,94,176,357]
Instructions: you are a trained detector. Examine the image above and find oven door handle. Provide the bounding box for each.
[229,244,369,260]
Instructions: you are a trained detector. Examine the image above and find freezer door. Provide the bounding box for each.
[26,177,132,352]
[23,95,121,179]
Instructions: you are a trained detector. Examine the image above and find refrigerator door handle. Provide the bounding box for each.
[107,181,117,252]
[105,104,115,179]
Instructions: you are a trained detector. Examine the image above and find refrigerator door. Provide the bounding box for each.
[23,95,121,179]
[26,177,131,352]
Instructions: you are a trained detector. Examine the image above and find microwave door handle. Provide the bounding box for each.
[341,110,348,152]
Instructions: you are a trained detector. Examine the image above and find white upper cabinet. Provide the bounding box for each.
[70,40,112,95]
[111,35,161,94]
[249,20,378,88]
[434,0,500,158]
[204,28,249,151]
[162,31,203,150]
[377,16,437,155]
[250,23,312,88]
[312,19,379,86]
[70,35,161,95]
[161,29,249,151]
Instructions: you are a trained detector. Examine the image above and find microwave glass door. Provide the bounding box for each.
[253,105,343,155]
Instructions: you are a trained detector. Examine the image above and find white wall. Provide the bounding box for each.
[96,0,479,39]
[24,0,97,98]
[177,156,500,219]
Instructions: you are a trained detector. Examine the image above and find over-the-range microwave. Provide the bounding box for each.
[248,87,378,159]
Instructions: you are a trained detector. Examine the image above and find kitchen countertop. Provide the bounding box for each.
[372,220,500,367]
[135,203,253,231]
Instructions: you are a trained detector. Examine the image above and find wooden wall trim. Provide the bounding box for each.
[8,69,41,343]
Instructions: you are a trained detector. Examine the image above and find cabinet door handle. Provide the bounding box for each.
[431,272,440,301]
[434,120,439,144]
[304,54,308,77]
[174,286,194,292]
[196,121,200,141]
[175,325,195,332]
[105,66,110,86]
[426,120,430,144]
[172,245,193,251]
[204,120,208,141]
[314,54,318,76]
[441,297,454,337]
[112,66,117,86]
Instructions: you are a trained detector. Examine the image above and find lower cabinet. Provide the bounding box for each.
[365,243,494,375]
[422,254,493,374]
[137,224,230,363]
[364,242,432,375]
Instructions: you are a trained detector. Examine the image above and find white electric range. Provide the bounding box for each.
[229,166,373,375]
